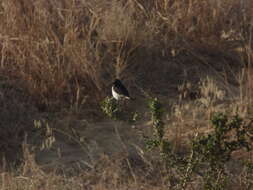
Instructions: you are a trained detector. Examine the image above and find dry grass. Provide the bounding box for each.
[0,0,252,109]
[0,0,253,189]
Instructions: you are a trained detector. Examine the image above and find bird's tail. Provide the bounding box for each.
[126,96,135,100]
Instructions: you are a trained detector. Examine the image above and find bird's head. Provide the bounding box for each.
[113,79,121,86]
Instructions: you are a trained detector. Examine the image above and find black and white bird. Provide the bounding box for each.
[112,79,131,100]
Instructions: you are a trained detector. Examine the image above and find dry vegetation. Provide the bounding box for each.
[0,0,253,189]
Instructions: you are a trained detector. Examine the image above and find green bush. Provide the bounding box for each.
[146,98,253,189]
[100,96,119,120]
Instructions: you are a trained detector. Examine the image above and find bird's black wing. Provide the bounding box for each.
[114,83,130,97]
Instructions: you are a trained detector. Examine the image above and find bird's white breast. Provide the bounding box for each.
[112,86,121,100]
